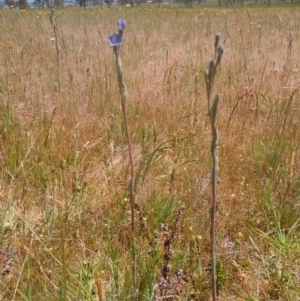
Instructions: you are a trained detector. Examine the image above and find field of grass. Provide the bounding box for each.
[1,3,300,300]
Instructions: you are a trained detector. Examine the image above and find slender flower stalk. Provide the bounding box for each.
[108,20,137,291]
[204,33,224,301]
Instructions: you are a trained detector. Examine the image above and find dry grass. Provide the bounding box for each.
[0,4,300,300]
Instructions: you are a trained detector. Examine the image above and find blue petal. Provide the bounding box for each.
[107,33,123,46]
[117,19,126,31]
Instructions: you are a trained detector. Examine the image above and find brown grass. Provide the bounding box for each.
[0,4,300,300]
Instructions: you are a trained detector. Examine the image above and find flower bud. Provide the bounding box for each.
[214,33,220,49]
[208,59,216,83]
[117,19,126,31]
[217,45,224,57]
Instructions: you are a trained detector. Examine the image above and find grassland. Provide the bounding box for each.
[0,3,300,300]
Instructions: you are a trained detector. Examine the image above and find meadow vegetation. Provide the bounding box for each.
[0,4,300,300]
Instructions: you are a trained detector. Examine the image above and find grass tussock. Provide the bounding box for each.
[0,4,300,300]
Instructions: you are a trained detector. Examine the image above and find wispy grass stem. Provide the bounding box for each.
[49,8,61,94]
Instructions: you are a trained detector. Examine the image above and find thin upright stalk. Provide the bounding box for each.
[210,125,218,301]
[207,88,218,301]
[113,45,136,289]
[204,34,224,301]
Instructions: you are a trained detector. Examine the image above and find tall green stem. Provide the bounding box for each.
[204,34,223,301]
[113,45,136,290]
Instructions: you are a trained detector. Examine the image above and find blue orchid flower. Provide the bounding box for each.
[117,19,126,31]
[108,19,126,47]
[107,33,123,47]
